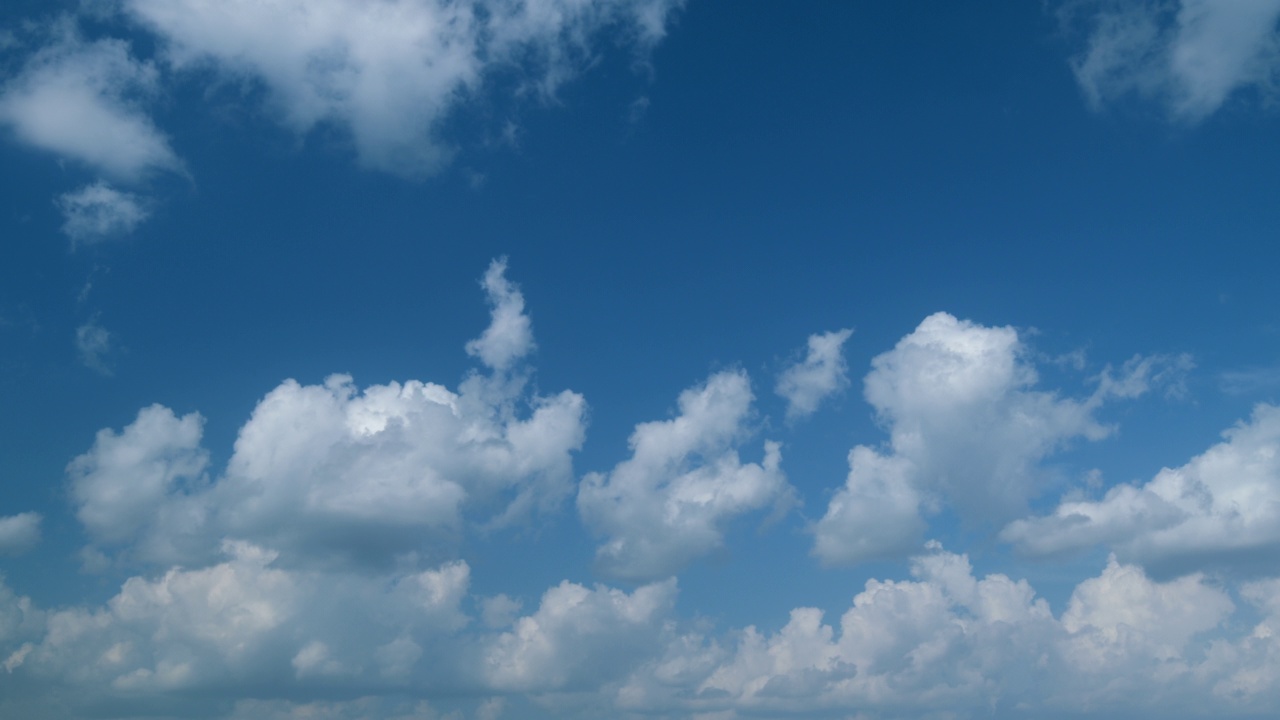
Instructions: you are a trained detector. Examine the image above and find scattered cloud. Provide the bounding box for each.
[577,370,793,581]
[1065,0,1280,122]
[1004,403,1280,577]
[0,19,181,179]
[776,328,853,421]
[56,182,151,246]
[74,316,116,375]
[0,513,41,555]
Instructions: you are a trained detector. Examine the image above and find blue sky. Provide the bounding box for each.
[3,1,1280,718]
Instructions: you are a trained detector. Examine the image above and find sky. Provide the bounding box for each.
[2,0,1280,718]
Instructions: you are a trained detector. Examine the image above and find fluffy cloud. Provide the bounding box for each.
[577,370,793,581]
[0,21,180,179]
[57,182,151,245]
[68,260,585,569]
[1004,403,1280,577]
[776,328,853,421]
[1066,0,1280,121]
[812,312,1150,565]
[0,513,41,556]
[124,0,682,176]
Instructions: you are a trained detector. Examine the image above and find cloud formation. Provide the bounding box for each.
[0,513,41,555]
[578,370,792,581]
[776,328,853,421]
[57,182,150,245]
[0,21,180,179]
[67,260,585,570]
[123,0,682,176]
[1066,0,1280,121]
[812,312,1175,566]
[1004,403,1280,577]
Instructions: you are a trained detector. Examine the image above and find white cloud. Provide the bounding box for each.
[68,260,586,569]
[124,0,683,177]
[0,20,180,179]
[57,182,150,245]
[577,370,793,581]
[0,513,41,556]
[483,577,676,691]
[812,312,1131,565]
[465,257,534,371]
[1067,0,1280,122]
[775,328,853,421]
[1004,403,1280,577]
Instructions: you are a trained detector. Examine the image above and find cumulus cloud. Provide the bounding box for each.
[124,0,683,176]
[1004,403,1280,577]
[613,546,1251,718]
[466,257,534,371]
[67,260,585,569]
[0,513,41,555]
[811,312,1161,565]
[577,370,793,581]
[776,328,853,421]
[1065,0,1280,122]
[57,182,150,245]
[0,20,180,179]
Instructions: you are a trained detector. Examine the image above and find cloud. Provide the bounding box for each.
[0,513,41,556]
[1003,403,1280,577]
[465,257,534,371]
[1066,0,1280,122]
[74,316,117,375]
[776,328,853,421]
[577,370,793,581]
[0,20,180,179]
[811,312,1158,566]
[124,0,683,177]
[57,182,151,245]
[67,260,586,569]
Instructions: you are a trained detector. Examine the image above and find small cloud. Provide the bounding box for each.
[0,512,42,555]
[776,328,853,421]
[1220,365,1280,396]
[75,315,116,375]
[57,181,150,246]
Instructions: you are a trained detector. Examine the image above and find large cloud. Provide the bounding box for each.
[1065,0,1280,122]
[812,312,1175,565]
[1004,403,1280,577]
[577,369,793,581]
[0,20,181,179]
[67,259,586,569]
[124,0,682,176]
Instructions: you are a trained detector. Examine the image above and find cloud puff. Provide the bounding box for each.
[578,370,793,581]
[776,328,853,421]
[812,312,1175,566]
[1004,403,1280,577]
[67,261,585,569]
[125,0,682,177]
[1066,0,1280,122]
[0,513,41,556]
[74,317,117,375]
[466,258,534,371]
[57,182,150,245]
[0,21,180,179]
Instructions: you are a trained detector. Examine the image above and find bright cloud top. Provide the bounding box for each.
[1068,0,1280,121]
[65,259,586,570]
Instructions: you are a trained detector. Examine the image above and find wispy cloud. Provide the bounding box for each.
[57,182,150,246]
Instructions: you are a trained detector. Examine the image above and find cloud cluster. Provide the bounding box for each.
[1066,0,1280,121]
[67,260,585,570]
[578,370,792,581]
[812,312,1147,565]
